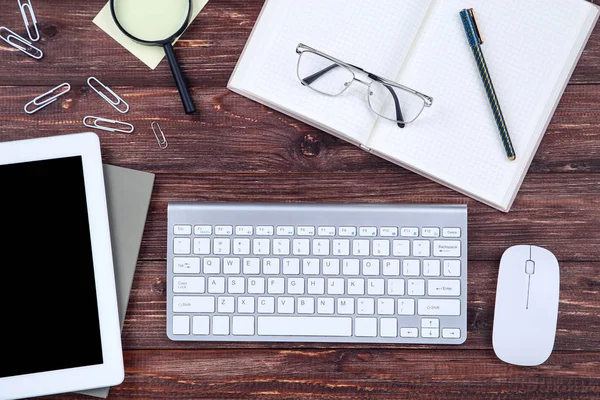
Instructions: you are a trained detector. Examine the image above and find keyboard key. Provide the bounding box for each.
[174,225,192,235]
[258,317,352,336]
[215,226,233,235]
[358,298,375,315]
[173,296,214,313]
[322,259,340,275]
[228,277,244,294]
[223,258,240,274]
[412,240,430,257]
[377,298,394,315]
[203,258,220,274]
[282,258,300,274]
[258,297,275,313]
[380,227,398,237]
[397,299,415,315]
[192,316,209,335]
[238,297,255,313]
[256,226,274,236]
[268,278,284,294]
[363,259,380,276]
[380,318,398,337]
[333,240,350,256]
[173,257,200,274]
[263,258,280,274]
[355,318,377,337]
[213,316,230,335]
[401,227,419,237]
[273,239,290,255]
[293,239,310,255]
[308,278,325,294]
[288,277,305,294]
[418,299,460,316]
[194,225,212,235]
[278,297,294,314]
[318,226,336,236]
[443,228,461,238]
[382,259,400,276]
[248,277,266,294]
[373,240,390,256]
[218,297,235,313]
[422,227,440,238]
[298,297,315,314]
[442,328,461,339]
[214,238,231,255]
[277,226,295,236]
[253,238,270,255]
[368,279,384,295]
[400,328,419,338]
[313,239,330,255]
[327,278,345,295]
[172,316,190,335]
[317,297,334,314]
[236,226,253,235]
[423,260,441,277]
[233,238,250,255]
[444,260,461,277]
[408,279,425,296]
[421,318,440,328]
[193,238,210,255]
[173,277,205,293]
[343,259,360,275]
[339,227,356,237]
[174,238,191,255]
[421,328,439,338]
[233,316,254,335]
[359,227,377,237]
[393,240,410,256]
[402,260,420,276]
[337,298,355,314]
[208,277,225,294]
[428,279,461,296]
[303,258,319,275]
[353,240,370,256]
[348,278,365,295]
[433,240,461,257]
[297,226,315,236]
[387,279,405,296]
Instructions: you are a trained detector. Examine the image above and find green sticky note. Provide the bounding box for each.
[93,0,209,70]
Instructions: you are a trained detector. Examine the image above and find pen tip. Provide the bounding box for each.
[509,156,516,161]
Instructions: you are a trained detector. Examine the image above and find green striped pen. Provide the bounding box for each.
[460,8,516,161]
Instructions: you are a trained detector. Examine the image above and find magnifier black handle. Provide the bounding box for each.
[163,43,196,114]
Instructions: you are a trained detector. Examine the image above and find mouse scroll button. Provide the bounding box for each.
[525,260,535,275]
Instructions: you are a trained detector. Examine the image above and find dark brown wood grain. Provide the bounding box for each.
[1,0,599,398]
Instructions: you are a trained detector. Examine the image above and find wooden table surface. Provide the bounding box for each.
[1,1,600,399]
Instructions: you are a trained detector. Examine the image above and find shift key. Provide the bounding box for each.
[418,299,460,316]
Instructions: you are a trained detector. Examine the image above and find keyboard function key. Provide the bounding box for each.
[400,327,418,338]
[297,226,315,236]
[380,227,398,237]
[422,227,440,238]
[401,227,419,237]
[428,279,461,296]
[318,226,336,236]
[192,316,209,335]
[442,328,461,339]
[339,227,356,237]
[433,240,461,257]
[173,225,192,235]
[172,316,190,335]
[443,227,461,238]
[173,296,214,313]
[236,226,253,236]
[418,299,461,316]
[421,318,440,328]
[355,318,377,337]
[173,277,205,293]
[213,316,230,335]
[173,257,200,274]
[215,225,233,235]
[421,328,440,338]
[277,226,295,236]
[256,226,274,236]
[194,225,212,235]
[380,318,398,337]
[359,227,377,237]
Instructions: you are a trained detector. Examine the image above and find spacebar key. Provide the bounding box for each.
[258,317,352,336]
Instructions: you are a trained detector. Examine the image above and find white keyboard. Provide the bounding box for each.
[167,203,467,344]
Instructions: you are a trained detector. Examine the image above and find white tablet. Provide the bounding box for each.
[0,133,124,400]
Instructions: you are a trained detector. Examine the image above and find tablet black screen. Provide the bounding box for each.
[0,156,103,378]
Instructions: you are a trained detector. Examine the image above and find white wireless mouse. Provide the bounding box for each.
[492,245,560,366]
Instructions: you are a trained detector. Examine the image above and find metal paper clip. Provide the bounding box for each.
[24,83,70,114]
[87,77,130,114]
[151,122,168,149]
[83,116,135,134]
[0,26,43,59]
[17,0,40,42]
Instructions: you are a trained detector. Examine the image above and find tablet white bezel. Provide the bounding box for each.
[0,133,124,400]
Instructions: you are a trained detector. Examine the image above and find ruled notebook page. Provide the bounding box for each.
[229,0,433,145]
[367,0,598,210]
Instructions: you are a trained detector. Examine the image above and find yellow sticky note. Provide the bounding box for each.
[93,0,209,70]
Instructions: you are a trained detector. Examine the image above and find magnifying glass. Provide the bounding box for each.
[110,0,196,114]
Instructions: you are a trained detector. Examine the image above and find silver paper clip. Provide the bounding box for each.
[0,26,43,59]
[24,83,70,114]
[83,116,135,134]
[17,0,40,42]
[151,122,168,149]
[87,77,130,114]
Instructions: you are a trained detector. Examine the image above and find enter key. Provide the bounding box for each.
[427,279,461,296]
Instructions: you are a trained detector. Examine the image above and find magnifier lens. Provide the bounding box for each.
[112,0,189,41]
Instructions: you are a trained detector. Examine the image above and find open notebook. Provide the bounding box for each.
[228,0,599,212]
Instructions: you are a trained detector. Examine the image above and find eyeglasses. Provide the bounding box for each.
[296,43,433,128]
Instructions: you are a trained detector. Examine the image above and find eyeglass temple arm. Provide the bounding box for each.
[300,63,340,85]
[369,74,405,129]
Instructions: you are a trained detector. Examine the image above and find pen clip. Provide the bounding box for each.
[468,8,484,45]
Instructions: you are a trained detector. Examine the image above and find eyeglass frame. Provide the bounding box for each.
[295,43,433,128]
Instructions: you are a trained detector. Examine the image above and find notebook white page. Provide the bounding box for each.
[367,0,599,210]
[229,0,432,145]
